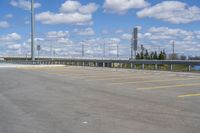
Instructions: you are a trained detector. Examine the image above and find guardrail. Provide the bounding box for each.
[1,59,200,72]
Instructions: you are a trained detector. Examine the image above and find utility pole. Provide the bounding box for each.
[102,38,105,58]
[103,42,105,58]
[82,41,84,57]
[117,43,119,58]
[108,43,110,58]
[50,43,53,57]
[31,0,35,61]
[131,27,138,59]
[172,40,175,60]
[37,45,41,61]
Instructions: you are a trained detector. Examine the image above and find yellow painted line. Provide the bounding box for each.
[110,78,199,85]
[178,93,200,98]
[17,66,66,70]
[86,75,168,81]
[137,83,200,90]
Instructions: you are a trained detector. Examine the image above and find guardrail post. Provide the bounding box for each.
[131,63,133,69]
[154,64,158,70]
[142,64,145,69]
[188,65,191,72]
[103,62,105,67]
[170,64,173,71]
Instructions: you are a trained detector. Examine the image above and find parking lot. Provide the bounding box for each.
[1,65,200,133]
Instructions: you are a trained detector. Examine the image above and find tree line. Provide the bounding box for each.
[136,50,167,60]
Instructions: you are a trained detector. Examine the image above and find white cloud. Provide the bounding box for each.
[60,0,81,13]
[0,21,10,28]
[5,14,13,18]
[145,27,194,40]
[45,31,73,45]
[115,29,124,33]
[7,44,21,50]
[73,27,95,36]
[36,1,98,25]
[79,3,99,14]
[10,0,41,10]
[137,1,200,24]
[60,1,98,14]
[36,11,93,25]
[103,0,149,14]
[46,31,69,38]
[121,33,132,40]
[134,26,200,55]
[0,33,21,42]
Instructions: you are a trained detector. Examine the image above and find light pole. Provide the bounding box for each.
[31,0,35,61]
[172,40,175,60]
[82,40,84,57]
[131,27,138,59]
[37,45,41,61]
[103,41,105,58]
[117,43,119,58]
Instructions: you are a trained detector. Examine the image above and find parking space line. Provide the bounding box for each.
[87,75,173,81]
[178,93,200,98]
[109,78,199,85]
[136,83,200,90]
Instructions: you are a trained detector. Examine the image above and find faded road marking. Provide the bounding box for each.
[110,78,199,85]
[136,83,200,90]
[178,93,200,98]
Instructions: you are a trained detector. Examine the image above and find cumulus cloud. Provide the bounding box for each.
[72,27,95,36]
[36,12,93,25]
[103,0,149,14]
[0,33,22,55]
[60,0,81,13]
[10,0,41,10]
[137,1,200,24]
[36,0,98,25]
[121,33,132,40]
[132,26,200,55]
[60,1,98,14]
[0,33,21,42]
[7,44,21,50]
[144,27,194,40]
[44,31,73,45]
[0,21,10,28]
[46,31,70,38]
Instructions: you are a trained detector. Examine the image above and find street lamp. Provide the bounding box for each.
[31,0,35,61]
[82,40,84,57]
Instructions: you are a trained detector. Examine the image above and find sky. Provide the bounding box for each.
[0,0,200,58]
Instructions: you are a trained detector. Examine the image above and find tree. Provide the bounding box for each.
[136,53,140,59]
[180,55,187,60]
[150,52,154,60]
[144,50,149,59]
[158,51,162,60]
[140,51,144,59]
[162,50,166,60]
[153,51,158,60]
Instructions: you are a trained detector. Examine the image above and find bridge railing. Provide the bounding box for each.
[1,59,200,72]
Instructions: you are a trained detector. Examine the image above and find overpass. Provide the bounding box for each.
[1,56,200,72]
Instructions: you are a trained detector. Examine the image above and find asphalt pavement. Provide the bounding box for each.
[0,65,200,133]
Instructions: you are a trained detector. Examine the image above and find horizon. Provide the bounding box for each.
[0,0,200,58]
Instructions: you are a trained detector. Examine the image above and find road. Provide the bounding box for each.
[0,65,200,133]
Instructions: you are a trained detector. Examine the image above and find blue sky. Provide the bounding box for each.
[0,0,200,58]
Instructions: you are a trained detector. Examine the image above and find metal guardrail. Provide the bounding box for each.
[1,58,200,71]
